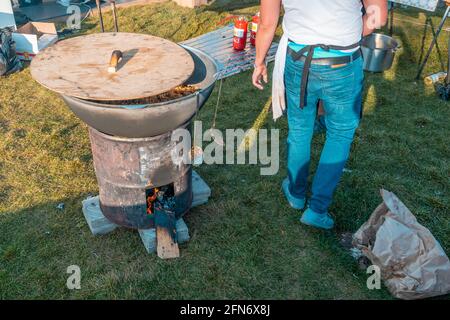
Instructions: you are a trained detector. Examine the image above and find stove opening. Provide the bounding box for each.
[146,184,175,215]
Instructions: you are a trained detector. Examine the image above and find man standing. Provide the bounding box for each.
[252,0,388,230]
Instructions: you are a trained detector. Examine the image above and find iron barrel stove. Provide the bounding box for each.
[30,33,217,256]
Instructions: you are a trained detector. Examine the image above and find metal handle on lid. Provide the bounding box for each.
[108,50,123,73]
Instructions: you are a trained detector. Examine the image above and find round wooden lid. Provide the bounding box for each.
[30,33,195,101]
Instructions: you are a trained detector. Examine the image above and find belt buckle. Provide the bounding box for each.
[331,63,348,69]
[331,53,353,68]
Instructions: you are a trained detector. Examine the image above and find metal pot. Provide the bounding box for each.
[62,45,218,138]
[361,33,400,73]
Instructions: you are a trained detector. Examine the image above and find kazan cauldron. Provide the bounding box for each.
[31,33,217,229]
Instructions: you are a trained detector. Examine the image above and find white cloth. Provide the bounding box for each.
[271,0,363,120]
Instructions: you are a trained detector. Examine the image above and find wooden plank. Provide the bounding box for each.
[157,226,180,259]
[31,33,194,101]
[139,219,190,254]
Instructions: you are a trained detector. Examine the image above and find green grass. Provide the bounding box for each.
[0,1,449,299]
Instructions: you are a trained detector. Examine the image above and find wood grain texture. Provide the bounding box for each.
[30,33,195,101]
[157,226,180,259]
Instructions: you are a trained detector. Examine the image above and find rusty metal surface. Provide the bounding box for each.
[89,126,193,229]
[181,24,279,79]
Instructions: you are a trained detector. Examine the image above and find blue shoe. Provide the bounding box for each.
[300,208,335,230]
[282,178,306,210]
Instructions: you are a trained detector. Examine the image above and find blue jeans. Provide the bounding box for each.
[284,52,364,214]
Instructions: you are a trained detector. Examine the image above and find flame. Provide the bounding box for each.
[146,188,159,215]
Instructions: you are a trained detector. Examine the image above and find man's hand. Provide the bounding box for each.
[252,63,268,90]
[252,0,281,90]
[362,0,388,36]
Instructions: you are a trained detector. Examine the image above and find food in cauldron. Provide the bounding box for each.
[89,85,199,105]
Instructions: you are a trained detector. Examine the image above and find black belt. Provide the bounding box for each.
[287,41,362,109]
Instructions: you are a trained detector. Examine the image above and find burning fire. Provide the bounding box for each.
[146,184,176,215]
[146,188,159,215]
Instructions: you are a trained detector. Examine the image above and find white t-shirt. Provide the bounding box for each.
[271,1,364,120]
[282,0,363,46]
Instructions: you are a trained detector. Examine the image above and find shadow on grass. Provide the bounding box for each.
[0,182,393,300]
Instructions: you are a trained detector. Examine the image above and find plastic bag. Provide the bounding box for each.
[353,189,450,300]
[0,27,22,76]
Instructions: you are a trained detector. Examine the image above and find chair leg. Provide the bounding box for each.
[416,6,450,80]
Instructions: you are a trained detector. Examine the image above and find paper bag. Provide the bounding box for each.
[353,189,450,300]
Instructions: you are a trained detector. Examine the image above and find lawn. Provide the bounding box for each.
[0,1,449,299]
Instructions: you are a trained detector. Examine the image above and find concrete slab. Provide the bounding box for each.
[82,196,118,236]
[192,171,211,198]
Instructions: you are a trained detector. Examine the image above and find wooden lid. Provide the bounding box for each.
[30,33,195,101]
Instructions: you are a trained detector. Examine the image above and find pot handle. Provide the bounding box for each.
[108,50,123,73]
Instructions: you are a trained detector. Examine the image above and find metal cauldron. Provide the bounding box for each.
[62,46,218,138]
[30,32,218,230]
[361,33,400,73]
